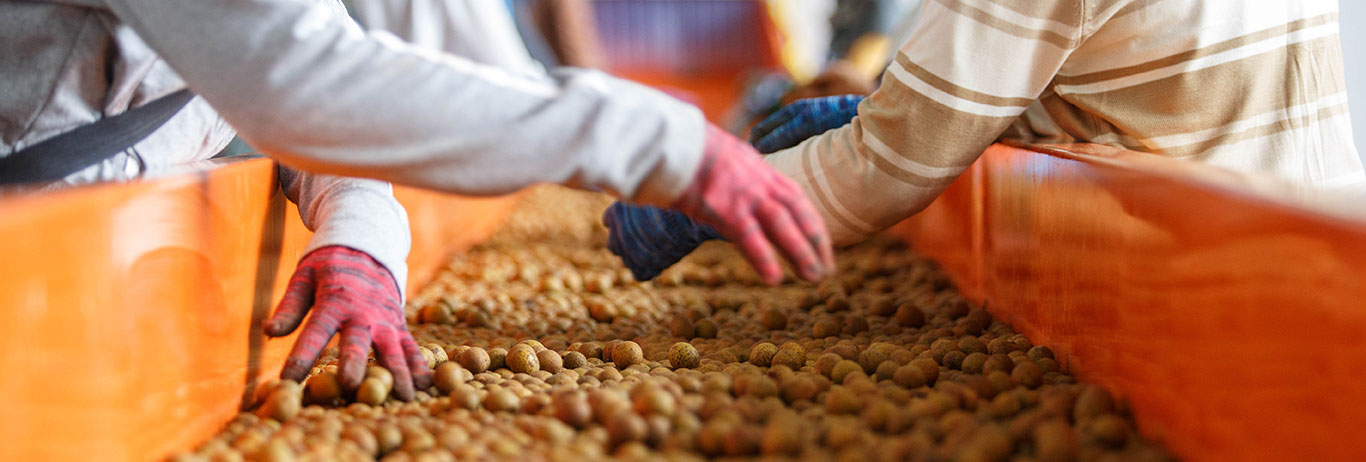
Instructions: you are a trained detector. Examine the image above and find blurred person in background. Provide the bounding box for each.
[607,0,1362,280]
[0,0,833,402]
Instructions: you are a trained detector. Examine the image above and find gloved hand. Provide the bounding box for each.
[603,203,721,281]
[749,95,865,154]
[604,124,835,285]
[263,245,430,401]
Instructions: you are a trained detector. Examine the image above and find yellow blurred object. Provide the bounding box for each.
[765,0,820,83]
[845,34,891,79]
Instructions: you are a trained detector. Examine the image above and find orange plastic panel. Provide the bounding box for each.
[891,143,1366,462]
[0,159,518,462]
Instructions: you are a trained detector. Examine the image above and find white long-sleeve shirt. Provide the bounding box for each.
[1,0,708,290]
[49,0,704,204]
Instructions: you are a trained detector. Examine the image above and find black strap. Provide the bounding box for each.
[0,89,195,185]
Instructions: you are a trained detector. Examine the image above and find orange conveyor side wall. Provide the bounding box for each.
[890,143,1366,462]
[0,158,520,462]
[3,142,1363,462]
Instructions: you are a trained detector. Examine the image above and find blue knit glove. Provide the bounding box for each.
[603,202,722,281]
[749,95,865,154]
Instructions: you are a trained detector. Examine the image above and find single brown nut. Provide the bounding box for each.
[419,347,437,369]
[355,377,388,407]
[942,351,967,370]
[812,319,841,338]
[761,309,789,331]
[983,354,1014,374]
[829,360,862,384]
[418,302,458,325]
[781,376,822,403]
[569,342,600,361]
[987,337,1017,355]
[814,353,843,377]
[612,341,645,368]
[554,393,593,428]
[341,425,379,456]
[825,295,850,312]
[448,384,480,411]
[771,348,805,370]
[1086,414,1129,447]
[856,349,889,374]
[668,342,701,369]
[867,296,897,316]
[892,365,928,388]
[537,349,564,373]
[1011,361,1043,388]
[256,381,301,421]
[562,351,588,369]
[749,343,779,367]
[841,316,870,335]
[874,360,900,381]
[908,358,940,384]
[958,337,988,355]
[1028,345,1055,361]
[694,319,719,339]
[669,315,695,338]
[483,388,521,412]
[459,347,491,374]
[824,386,862,414]
[304,371,342,406]
[488,347,508,371]
[632,387,677,415]
[506,347,541,374]
[365,366,394,392]
[961,352,989,374]
[606,412,648,447]
[432,362,467,395]
[893,303,926,328]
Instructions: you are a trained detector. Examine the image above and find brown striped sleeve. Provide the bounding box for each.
[764,0,1103,245]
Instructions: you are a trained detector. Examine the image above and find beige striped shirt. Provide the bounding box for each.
[767,0,1364,244]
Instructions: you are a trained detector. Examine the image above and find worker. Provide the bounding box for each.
[606,0,1363,279]
[0,0,834,401]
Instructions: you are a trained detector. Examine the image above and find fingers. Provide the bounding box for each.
[336,323,372,392]
[754,119,807,154]
[400,334,433,391]
[753,199,827,282]
[264,266,316,337]
[770,175,836,271]
[727,214,784,285]
[373,330,415,401]
[278,306,342,382]
[602,205,626,256]
[750,101,805,145]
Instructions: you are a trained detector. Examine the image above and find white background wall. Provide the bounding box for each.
[1344,1,1366,163]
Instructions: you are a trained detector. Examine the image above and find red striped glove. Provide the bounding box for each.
[263,246,429,401]
[672,124,835,285]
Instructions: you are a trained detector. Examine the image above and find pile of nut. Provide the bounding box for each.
[175,187,1173,462]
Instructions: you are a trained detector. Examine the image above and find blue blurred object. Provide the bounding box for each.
[749,95,865,154]
[602,202,721,282]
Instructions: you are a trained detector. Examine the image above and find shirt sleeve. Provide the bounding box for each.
[764,0,1093,245]
[278,164,413,299]
[346,0,545,76]
[100,0,705,206]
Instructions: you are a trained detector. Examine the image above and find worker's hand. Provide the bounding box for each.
[605,124,834,285]
[603,203,721,281]
[263,246,429,401]
[750,95,865,154]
